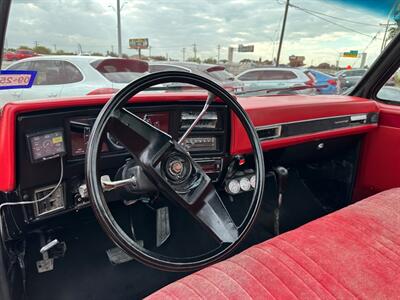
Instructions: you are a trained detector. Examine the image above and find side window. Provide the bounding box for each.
[353,70,365,76]
[377,70,400,103]
[9,62,31,70]
[30,60,82,85]
[31,60,63,85]
[238,71,260,81]
[259,70,297,80]
[62,61,84,83]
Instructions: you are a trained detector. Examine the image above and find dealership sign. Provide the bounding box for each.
[342,50,358,58]
[129,38,149,49]
[238,44,254,52]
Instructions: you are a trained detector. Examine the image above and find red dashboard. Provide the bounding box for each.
[0,92,379,192]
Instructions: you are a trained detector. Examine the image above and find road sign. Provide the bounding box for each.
[129,38,149,49]
[342,50,358,58]
[238,44,254,52]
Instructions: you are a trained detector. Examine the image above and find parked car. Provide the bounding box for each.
[0,56,149,101]
[303,69,338,94]
[149,61,244,93]
[336,68,367,93]
[235,67,316,95]
[3,49,37,61]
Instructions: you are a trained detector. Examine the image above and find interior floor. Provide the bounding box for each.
[21,170,331,300]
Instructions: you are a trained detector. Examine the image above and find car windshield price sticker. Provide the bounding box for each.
[0,70,37,90]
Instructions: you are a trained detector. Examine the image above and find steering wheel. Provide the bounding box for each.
[85,71,265,271]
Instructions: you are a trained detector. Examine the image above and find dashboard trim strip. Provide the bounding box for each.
[256,113,378,141]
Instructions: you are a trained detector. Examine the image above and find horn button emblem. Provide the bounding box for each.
[165,154,192,182]
[170,160,183,175]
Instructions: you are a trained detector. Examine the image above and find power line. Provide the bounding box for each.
[352,29,382,67]
[290,4,380,27]
[289,3,377,39]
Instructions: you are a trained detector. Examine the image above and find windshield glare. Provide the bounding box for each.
[0,0,399,103]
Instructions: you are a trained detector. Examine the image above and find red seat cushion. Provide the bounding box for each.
[146,188,400,299]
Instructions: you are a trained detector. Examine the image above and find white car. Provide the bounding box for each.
[0,55,149,102]
[235,67,316,95]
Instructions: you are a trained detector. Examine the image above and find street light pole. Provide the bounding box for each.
[116,0,122,57]
[276,0,289,67]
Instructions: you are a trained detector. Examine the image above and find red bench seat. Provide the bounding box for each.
[147,188,400,299]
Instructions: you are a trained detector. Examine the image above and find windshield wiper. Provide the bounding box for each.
[236,84,328,96]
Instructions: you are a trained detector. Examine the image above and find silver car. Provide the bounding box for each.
[235,67,316,95]
[0,55,148,102]
[149,61,244,93]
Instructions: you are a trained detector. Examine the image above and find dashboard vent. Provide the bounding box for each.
[180,111,218,129]
[257,125,282,140]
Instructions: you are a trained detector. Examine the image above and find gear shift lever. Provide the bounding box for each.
[272,166,288,235]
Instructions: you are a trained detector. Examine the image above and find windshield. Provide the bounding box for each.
[0,0,399,103]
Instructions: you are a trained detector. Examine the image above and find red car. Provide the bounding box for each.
[3,49,37,61]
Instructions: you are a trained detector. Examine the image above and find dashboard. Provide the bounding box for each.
[0,92,379,227]
[13,102,229,222]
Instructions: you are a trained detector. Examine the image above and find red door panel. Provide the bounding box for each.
[354,103,400,201]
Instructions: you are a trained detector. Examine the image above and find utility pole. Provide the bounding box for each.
[33,41,38,48]
[53,44,57,52]
[192,43,197,59]
[217,44,221,63]
[182,47,186,61]
[276,0,289,67]
[111,45,114,53]
[116,0,122,57]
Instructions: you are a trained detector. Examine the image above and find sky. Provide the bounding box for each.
[4,0,397,67]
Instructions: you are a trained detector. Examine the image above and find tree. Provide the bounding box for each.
[388,26,399,41]
[187,57,201,63]
[203,57,217,64]
[18,45,32,50]
[55,49,75,55]
[317,62,330,69]
[91,52,104,56]
[150,55,167,61]
[240,58,253,64]
[106,51,118,57]
[33,45,52,54]
[262,59,273,65]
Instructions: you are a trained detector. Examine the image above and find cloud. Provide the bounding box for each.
[5,0,388,66]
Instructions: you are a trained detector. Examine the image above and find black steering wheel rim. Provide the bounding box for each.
[86,71,265,271]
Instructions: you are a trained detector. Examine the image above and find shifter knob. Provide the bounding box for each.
[272,166,289,236]
[273,166,289,197]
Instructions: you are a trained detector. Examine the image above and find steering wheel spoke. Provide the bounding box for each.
[191,181,238,244]
[107,108,172,159]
